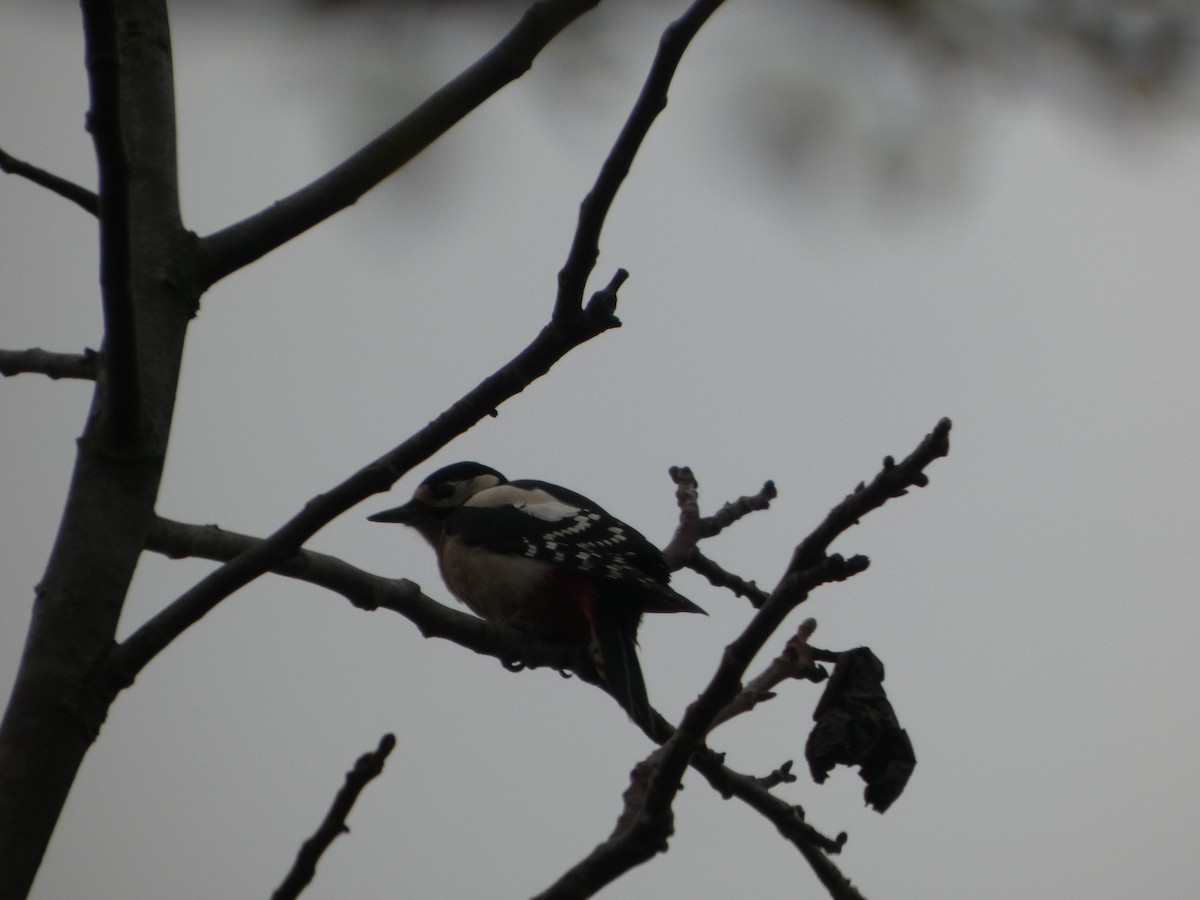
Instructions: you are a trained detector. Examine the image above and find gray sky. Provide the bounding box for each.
[3,3,1200,898]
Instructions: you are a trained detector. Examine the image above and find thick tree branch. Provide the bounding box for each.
[0,146,99,215]
[0,348,98,381]
[82,0,141,448]
[0,3,189,896]
[197,0,605,288]
[271,733,397,900]
[555,0,728,322]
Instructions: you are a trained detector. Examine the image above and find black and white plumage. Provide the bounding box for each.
[368,462,704,728]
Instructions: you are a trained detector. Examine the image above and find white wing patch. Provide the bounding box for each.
[466,484,580,522]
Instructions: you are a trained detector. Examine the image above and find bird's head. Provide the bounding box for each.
[368,462,507,541]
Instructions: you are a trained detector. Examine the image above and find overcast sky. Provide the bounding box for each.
[3,3,1200,898]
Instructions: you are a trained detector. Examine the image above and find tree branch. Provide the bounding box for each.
[786,417,952,575]
[271,733,397,900]
[708,618,827,730]
[662,465,774,604]
[0,348,98,381]
[197,0,605,288]
[142,516,582,672]
[554,0,729,322]
[686,550,771,606]
[0,146,99,215]
[81,0,142,449]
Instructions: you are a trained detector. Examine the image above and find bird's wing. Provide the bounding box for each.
[446,479,670,582]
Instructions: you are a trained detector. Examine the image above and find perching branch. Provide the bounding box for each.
[554,0,730,322]
[271,733,397,900]
[0,146,99,215]
[0,348,98,381]
[141,516,582,674]
[197,0,606,288]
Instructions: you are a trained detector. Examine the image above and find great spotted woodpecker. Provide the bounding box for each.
[368,462,704,729]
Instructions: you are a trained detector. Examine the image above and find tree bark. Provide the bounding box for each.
[0,3,198,897]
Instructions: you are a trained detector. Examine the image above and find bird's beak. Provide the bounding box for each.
[367,501,421,524]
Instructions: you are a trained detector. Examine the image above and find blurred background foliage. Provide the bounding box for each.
[159,0,1200,207]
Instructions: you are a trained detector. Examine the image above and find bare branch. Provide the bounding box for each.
[555,0,729,321]
[271,733,397,900]
[82,0,141,448]
[197,0,606,287]
[687,750,859,899]
[709,618,827,730]
[786,417,952,576]
[686,550,771,606]
[0,146,99,215]
[701,479,777,538]
[663,466,776,600]
[0,348,98,381]
[755,759,798,791]
[662,465,703,569]
[139,517,581,674]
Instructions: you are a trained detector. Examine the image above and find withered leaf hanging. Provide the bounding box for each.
[805,647,916,813]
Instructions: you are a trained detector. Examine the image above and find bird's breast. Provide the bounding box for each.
[438,538,594,643]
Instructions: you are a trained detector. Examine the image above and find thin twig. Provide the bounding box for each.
[701,479,777,538]
[554,0,729,321]
[686,550,771,606]
[0,146,99,215]
[0,348,98,381]
[787,417,953,574]
[271,734,397,900]
[663,466,703,569]
[709,618,826,729]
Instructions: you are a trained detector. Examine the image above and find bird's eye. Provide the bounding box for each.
[433,482,457,501]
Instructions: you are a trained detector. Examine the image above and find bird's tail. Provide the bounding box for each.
[591,602,654,732]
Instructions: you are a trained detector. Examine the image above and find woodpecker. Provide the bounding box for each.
[368,462,704,729]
